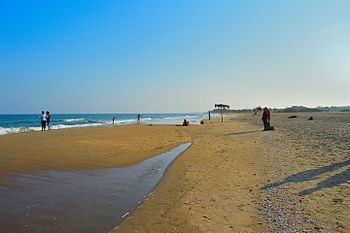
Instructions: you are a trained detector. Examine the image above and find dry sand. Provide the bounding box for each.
[114,117,267,233]
[254,112,350,232]
[115,113,350,233]
[1,113,349,232]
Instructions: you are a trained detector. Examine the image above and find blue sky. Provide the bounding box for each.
[1,0,349,113]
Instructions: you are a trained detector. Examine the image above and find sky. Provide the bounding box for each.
[1,0,349,113]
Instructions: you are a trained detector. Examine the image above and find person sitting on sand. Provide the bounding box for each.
[40,111,47,131]
[182,119,189,126]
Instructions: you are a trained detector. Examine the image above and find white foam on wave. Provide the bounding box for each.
[164,115,200,120]
[140,117,152,122]
[0,114,206,135]
[0,122,108,135]
[51,123,105,130]
[113,117,152,125]
[114,119,136,125]
[0,126,40,135]
[63,118,85,122]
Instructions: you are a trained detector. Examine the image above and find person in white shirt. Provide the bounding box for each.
[40,111,47,131]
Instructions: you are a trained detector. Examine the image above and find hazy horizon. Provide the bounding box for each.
[1,104,349,115]
[1,0,349,114]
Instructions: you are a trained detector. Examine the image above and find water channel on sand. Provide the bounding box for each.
[0,142,192,233]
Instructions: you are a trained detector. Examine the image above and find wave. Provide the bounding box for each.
[114,119,136,124]
[164,115,200,120]
[0,114,206,135]
[140,117,152,121]
[0,122,108,135]
[51,123,105,130]
[63,118,85,122]
[0,126,39,135]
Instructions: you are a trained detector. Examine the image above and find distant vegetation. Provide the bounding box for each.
[273,106,350,113]
[212,106,350,113]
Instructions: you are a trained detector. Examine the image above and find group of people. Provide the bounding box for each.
[40,111,51,131]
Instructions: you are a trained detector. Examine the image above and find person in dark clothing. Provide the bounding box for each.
[182,119,189,126]
[262,107,269,131]
[46,111,51,130]
[266,108,271,128]
[137,113,141,124]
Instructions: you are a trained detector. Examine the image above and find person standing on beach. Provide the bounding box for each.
[46,111,51,130]
[267,108,271,128]
[261,107,269,131]
[40,111,47,131]
[112,117,115,124]
[137,113,141,124]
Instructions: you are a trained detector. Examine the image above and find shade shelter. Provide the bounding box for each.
[214,104,230,122]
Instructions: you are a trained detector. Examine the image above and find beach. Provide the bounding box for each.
[0,113,349,232]
[114,116,266,232]
[0,124,194,183]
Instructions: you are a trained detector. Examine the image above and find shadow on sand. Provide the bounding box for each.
[261,159,350,196]
[224,130,260,136]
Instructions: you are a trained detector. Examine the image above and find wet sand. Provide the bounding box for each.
[0,124,193,184]
[0,143,191,233]
[1,113,349,232]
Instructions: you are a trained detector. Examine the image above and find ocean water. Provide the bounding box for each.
[0,113,208,135]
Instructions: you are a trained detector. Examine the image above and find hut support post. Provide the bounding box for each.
[221,108,223,122]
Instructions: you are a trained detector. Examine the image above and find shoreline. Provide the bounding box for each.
[0,124,195,183]
[1,112,349,232]
[0,113,207,136]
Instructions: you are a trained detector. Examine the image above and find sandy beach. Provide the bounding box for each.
[3,1,349,232]
[1,113,349,232]
[114,113,350,232]
[0,124,193,183]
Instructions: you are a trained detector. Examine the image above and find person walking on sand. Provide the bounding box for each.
[262,107,269,131]
[137,113,141,124]
[40,111,47,131]
[46,111,51,130]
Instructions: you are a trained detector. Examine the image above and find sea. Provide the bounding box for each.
[0,113,208,135]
